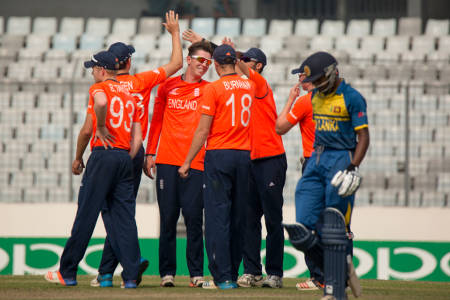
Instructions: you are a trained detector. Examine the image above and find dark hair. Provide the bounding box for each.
[217,56,236,66]
[188,41,214,56]
[118,58,130,70]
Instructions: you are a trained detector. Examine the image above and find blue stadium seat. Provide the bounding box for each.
[191,17,215,37]
[52,34,77,52]
[79,34,104,51]
[242,18,266,36]
[216,18,241,37]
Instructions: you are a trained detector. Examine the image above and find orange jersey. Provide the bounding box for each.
[248,68,285,160]
[200,73,255,151]
[116,67,166,140]
[286,92,315,158]
[146,76,209,171]
[87,79,139,150]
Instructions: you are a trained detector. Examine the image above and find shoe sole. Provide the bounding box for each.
[161,282,175,287]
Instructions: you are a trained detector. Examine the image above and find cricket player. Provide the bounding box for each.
[178,44,255,290]
[275,73,323,290]
[182,30,286,289]
[45,50,142,288]
[90,10,183,288]
[143,40,214,288]
[283,51,369,300]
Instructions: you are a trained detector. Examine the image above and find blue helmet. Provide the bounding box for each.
[291,51,338,94]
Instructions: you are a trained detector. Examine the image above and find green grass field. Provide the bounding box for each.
[0,276,449,300]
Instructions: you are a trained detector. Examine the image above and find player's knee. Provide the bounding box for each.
[321,207,348,246]
[283,222,319,252]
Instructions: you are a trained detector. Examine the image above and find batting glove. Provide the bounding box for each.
[331,164,362,197]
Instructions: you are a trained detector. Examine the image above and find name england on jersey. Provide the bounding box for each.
[168,98,198,111]
[222,80,251,91]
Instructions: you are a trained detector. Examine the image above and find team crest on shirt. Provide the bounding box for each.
[304,65,311,77]
[333,106,341,113]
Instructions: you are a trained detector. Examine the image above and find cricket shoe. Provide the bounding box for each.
[90,273,113,287]
[121,280,137,288]
[189,276,205,287]
[217,280,238,289]
[202,280,217,289]
[160,275,175,287]
[262,275,283,288]
[296,278,324,291]
[137,257,149,286]
[237,273,264,287]
[44,271,77,286]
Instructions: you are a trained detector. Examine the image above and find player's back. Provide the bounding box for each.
[88,80,138,150]
[201,74,255,151]
[247,68,285,159]
[117,67,166,140]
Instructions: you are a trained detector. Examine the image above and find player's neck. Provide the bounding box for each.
[217,65,236,77]
[183,69,202,83]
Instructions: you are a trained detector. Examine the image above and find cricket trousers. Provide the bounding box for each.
[98,146,144,275]
[295,149,355,279]
[242,154,287,277]
[156,164,204,278]
[59,147,140,281]
[203,149,250,283]
[297,156,324,283]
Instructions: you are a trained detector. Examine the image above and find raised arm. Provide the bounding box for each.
[161,10,183,78]
[276,82,301,135]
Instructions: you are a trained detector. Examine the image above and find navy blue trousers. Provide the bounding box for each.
[203,149,250,283]
[242,154,286,277]
[156,164,204,277]
[98,146,144,275]
[59,148,140,281]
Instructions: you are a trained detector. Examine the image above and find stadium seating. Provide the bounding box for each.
[60,17,84,36]
[32,17,57,35]
[191,17,215,37]
[242,18,267,36]
[216,18,241,37]
[0,15,449,206]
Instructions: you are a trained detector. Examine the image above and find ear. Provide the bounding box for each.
[256,62,264,72]
[186,55,192,65]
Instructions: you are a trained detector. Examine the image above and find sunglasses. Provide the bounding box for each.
[191,55,212,66]
[241,57,258,63]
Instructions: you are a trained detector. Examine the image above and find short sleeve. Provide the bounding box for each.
[286,94,310,125]
[200,84,216,116]
[248,68,269,99]
[346,91,369,131]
